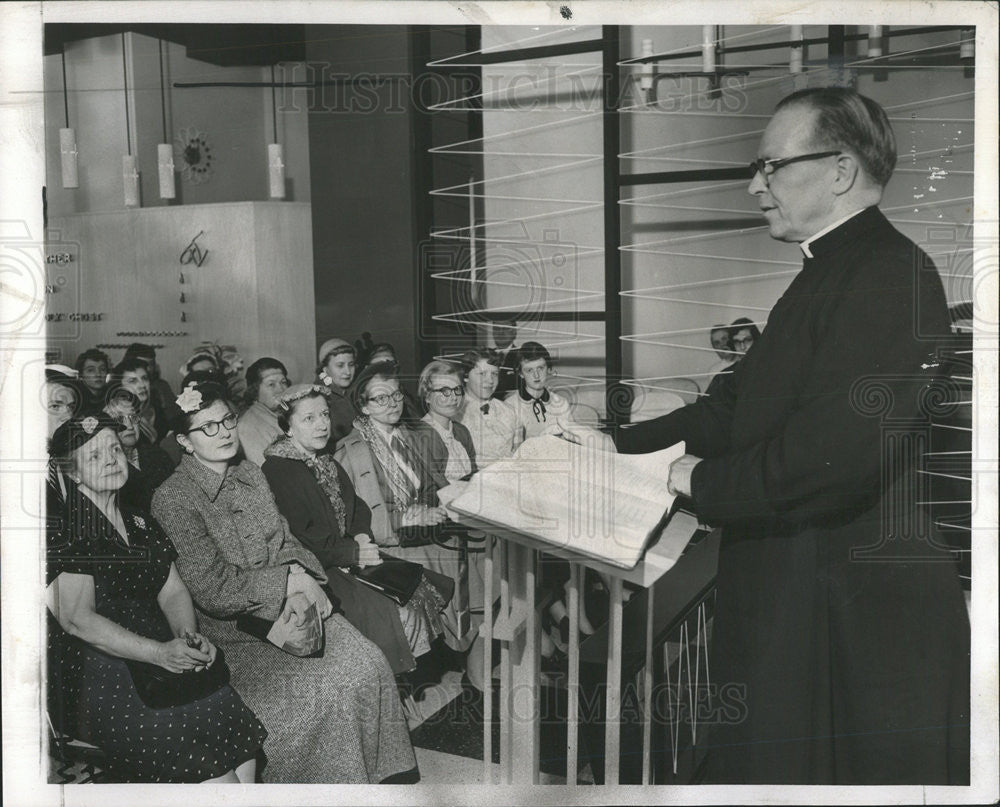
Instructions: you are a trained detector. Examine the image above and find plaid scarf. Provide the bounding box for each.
[264,436,347,534]
[354,416,418,506]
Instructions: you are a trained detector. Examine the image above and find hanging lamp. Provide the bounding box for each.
[157,38,176,199]
[59,49,79,188]
[121,33,139,207]
[268,64,285,199]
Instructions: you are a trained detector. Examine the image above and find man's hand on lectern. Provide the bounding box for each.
[667,454,702,498]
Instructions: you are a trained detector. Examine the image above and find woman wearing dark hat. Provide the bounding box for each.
[46,412,266,782]
[261,384,452,680]
[151,379,417,783]
[315,337,358,443]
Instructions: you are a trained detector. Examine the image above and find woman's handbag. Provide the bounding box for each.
[396,519,485,552]
[126,647,230,709]
[348,556,424,606]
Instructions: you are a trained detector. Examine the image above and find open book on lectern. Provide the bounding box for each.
[447,435,686,570]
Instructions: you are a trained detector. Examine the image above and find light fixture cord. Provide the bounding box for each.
[271,64,278,143]
[61,49,69,128]
[159,38,168,142]
[121,32,132,155]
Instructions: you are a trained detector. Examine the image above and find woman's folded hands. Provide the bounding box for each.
[286,566,333,619]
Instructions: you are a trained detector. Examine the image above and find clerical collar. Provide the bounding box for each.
[799,208,867,258]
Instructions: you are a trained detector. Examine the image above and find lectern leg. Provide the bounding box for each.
[604,576,624,784]
[503,541,540,783]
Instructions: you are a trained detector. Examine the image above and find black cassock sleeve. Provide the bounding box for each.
[613,360,741,458]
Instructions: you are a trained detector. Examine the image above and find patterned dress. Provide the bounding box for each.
[46,484,266,782]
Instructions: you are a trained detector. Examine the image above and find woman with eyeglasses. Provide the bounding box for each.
[151,379,417,783]
[46,411,266,782]
[412,360,478,487]
[729,317,762,356]
[335,362,483,660]
[103,386,176,512]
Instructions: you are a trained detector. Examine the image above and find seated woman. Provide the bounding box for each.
[45,371,86,508]
[359,342,422,424]
[111,357,169,445]
[123,343,175,416]
[237,357,290,466]
[103,386,176,512]
[74,348,110,409]
[151,380,416,783]
[316,338,359,443]
[335,362,483,656]
[412,360,477,487]
[505,341,613,450]
[46,412,265,782]
[456,348,523,466]
[261,384,451,679]
[703,318,761,399]
[729,316,761,356]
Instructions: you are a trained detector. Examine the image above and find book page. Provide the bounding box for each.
[450,436,686,567]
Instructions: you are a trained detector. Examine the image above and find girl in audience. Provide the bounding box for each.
[46,412,266,782]
[103,386,176,512]
[74,348,110,408]
[503,343,606,647]
[261,384,452,679]
[335,362,481,657]
[505,341,612,450]
[111,358,169,444]
[151,380,416,783]
[457,348,523,466]
[316,338,359,443]
[123,343,174,415]
[237,358,290,466]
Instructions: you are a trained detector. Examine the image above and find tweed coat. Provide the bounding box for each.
[151,455,415,783]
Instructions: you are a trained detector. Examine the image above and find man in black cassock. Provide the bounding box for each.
[616,88,969,784]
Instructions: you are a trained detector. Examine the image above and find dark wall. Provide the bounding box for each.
[306,25,419,376]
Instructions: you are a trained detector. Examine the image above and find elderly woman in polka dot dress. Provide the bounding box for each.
[46,412,266,782]
[151,380,417,783]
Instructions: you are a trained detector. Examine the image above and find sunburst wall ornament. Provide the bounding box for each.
[175,127,213,184]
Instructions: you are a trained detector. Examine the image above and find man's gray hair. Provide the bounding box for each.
[777,87,897,187]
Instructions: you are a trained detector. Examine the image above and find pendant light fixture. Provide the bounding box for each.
[121,33,139,208]
[268,64,285,199]
[789,26,804,73]
[157,38,176,200]
[59,49,79,188]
